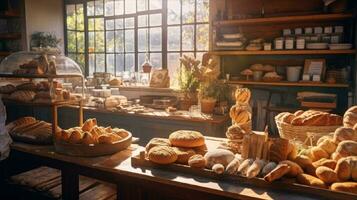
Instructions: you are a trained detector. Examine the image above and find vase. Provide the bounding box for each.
[200,98,217,114]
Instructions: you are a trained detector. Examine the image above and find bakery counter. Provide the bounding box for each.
[4,104,230,145]
[6,140,321,200]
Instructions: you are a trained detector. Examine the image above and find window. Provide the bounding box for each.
[65,0,209,78]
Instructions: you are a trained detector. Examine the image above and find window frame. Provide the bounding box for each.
[64,0,209,77]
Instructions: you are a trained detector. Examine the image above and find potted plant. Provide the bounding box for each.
[177,55,200,110]
[30,32,61,53]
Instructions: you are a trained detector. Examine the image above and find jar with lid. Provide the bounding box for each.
[296,37,305,49]
[274,37,284,50]
[285,37,294,49]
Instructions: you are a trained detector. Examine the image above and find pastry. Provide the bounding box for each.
[148,146,178,165]
[264,163,290,182]
[169,130,205,148]
[16,82,37,91]
[0,84,16,94]
[68,130,82,144]
[269,138,290,163]
[109,78,122,86]
[188,154,206,169]
[317,138,337,154]
[280,160,303,177]
[98,134,113,144]
[296,174,326,188]
[335,156,357,181]
[108,133,122,142]
[250,64,264,71]
[344,106,357,128]
[212,163,225,174]
[229,105,251,124]
[240,69,253,76]
[234,88,251,104]
[312,158,337,170]
[246,159,265,178]
[225,158,241,175]
[172,147,195,164]
[82,132,96,145]
[333,127,357,144]
[9,90,36,102]
[145,138,171,152]
[204,149,235,168]
[262,72,282,82]
[331,182,357,194]
[60,130,71,142]
[82,118,97,132]
[316,166,338,184]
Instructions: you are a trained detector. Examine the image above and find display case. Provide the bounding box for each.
[0,51,84,134]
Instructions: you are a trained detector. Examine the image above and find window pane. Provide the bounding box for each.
[115,30,124,52]
[150,27,161,51]
[87,1,95,16]
[106,31,115,52]
[137,0,148,11]
[88,18,95,31]
[77,53,85,73]
[167,53,180,84]
[196,24,209,51]
[138,28,148,52]
[182,0,195,24]
[168,26,180,51]
[125,53,135,71]
[167,0,180,25]
[104,0,114,16]
[149,0,162,10]
[89,53,95,75]
[115,18,124,29]
[95,31,105,52]
[125,29,135,52]
[95,18,104,30]
[115,0,124,15]
[106,19,114,30]
[66,5,75,30]
[96,54,105,72]
[125,0,136,14]
[88,31,95,52]
[116,54,124,72]
[150,53,162,68]
[197,0,209,22]
[77,32,85,53]
[138,53,146,71]
[149,13,161,26]
[76,4,84,31]
[182,25,194,51]
[138,15,148,27]
[67,31,76,52]
[107,54,115,74]
[195,52,205,64]
[95,0,104,16]
[125,17,134,28]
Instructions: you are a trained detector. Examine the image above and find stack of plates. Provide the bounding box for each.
[306,43,328,50]
[328,43,352,50]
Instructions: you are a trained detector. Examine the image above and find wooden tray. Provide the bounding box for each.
[131,150,356,199]
[54,132,132,157]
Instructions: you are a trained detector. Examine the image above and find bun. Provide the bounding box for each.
[316,166,338,184]
[172,147,195,164]
[317,139,337,154]
[335,156,357,181]
[294,155,313,170]
[264,163,290,182]
[333,127,357,144]
[334,141,357,160]
[296,174,326,188]
[146,138,171,152]
[148,146,178,165]
[280,160,303,177]
[344,106,357,128]
[312,158,337,170]
[169,130,205,148]
[188,154,206,169]
[331,182,357,194]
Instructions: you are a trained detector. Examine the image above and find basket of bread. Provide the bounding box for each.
[54,118,132,157]
[275,110,342,144]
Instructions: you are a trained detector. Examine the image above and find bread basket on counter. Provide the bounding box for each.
[275,118,339,145]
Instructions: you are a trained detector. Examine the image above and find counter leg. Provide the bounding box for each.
[61,169,79,200]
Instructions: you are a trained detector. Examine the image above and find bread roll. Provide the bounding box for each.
[294,155,313,169]
[264,164,290,182]
[246,159,265,178]
[343,106,357,128]
[188,154,206,169]
[297,174,326,188]
[335,156,357,182]
[333,127,357,144]
[313,158,337,170]
[318,139,337,154]
[82,132,96,145]
[238,158,253,175]
[212,163,225,174]
[316,166,338,184]
[310,146,329,162]
[280,160,303,177]
[317,135,333,145]
[146,138,171,152]
[225,158,240,175]
[331,182,357,194]
[335,141,357,159]
[68,130,82,144]
[60,130,71,142]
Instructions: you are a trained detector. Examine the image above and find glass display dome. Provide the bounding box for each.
[0,51,83,77]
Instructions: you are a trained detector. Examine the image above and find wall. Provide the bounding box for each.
[24,0,64,53]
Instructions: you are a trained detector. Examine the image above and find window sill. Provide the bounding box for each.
[118,86,179,94]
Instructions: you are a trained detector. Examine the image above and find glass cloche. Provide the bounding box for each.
[0,51,83,77]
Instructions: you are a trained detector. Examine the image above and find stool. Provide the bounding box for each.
[5,166,116,200]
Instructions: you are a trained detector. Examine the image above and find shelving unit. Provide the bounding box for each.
[227,80,349,88]
[209,49,356,56]
[214,13,354,26]
[0,33,21,40]
[0,51,11,56]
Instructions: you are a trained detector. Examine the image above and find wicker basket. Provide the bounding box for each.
[275,118,339,145]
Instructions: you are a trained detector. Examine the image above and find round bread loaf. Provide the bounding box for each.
[344,106,357,128]
[173,147,195,164]
[333,127,357,144]
[145,138,171,152]
[169,130,205,148]
[148,146,178,164]
[188,154,206,168]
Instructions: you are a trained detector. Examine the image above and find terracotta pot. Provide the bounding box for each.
[178,92,198,110]
[200,99,217,114]
[142,65,152,73]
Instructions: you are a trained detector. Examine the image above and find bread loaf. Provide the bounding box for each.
[9,90,36,102]
[235,88,251,105]
[334,141,357,160]
[333,127,357,144]
[317,139,337,154]
[335,156,357,181]
[280,160,303,177]
[146,138,171,152]
[229,105,251,124]
[169,130,205,148]
[148,146,178,165]
[82,132,96,145]
[225,158,241,175]
[188,154,206,169]
[16,82,37,91]
[316,166,338,184]
[310,146,329,161]
[238,158,253,175]
[331,182,357,194]
[344,106,357,128]
[173,147,195,164]
[294,155,313,170]
[264,164,290,182]
[296,174,327,188]
[312,158,337,170]
[246,159,265,178]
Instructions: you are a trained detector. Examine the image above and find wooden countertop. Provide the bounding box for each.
[10,138,319,200]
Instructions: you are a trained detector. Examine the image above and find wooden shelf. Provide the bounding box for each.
[208,49,356,56]
[227,80,349,88]
[0,51,11,56]
[214,13,354,26]
[0,33,21,40]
